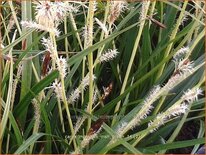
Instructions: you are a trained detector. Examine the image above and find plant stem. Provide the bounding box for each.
[155,1,188,81]
[50,33,77,150]
[112,2,151,125]
[86,0,95,132]
[19,1,33,127]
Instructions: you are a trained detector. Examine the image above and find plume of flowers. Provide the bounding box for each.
[115,85,161,138]
[173,47,189,61]
[95,17,108,36]
[41,37,55,59]
[139,1,150,22]
[68,75,96,103]
[99,49,118,62]
[58,56,68,78]
[148,103,188,133]
[108,1,128,24]
[82,25,93,48]
[21,1,78,36]
[181,88,202,103]
[148,87,202,133]
[52,80,64,101]
[21,20,60,36]
[163,47,195,91]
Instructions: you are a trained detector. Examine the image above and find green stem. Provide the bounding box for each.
[112,2,151,125]
[19,0,33,127]
[86,0,95,132]
[155,1,188,81]
[50,33,77,150]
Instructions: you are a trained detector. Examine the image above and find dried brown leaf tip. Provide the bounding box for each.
[147,15,167,29]
[87,115,107,136]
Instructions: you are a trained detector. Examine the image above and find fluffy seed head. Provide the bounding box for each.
[68,75,96,103]
[99,49,118,62]
[68,88,81,103]
[74,116,87,134]
[128,86,161,130]
[58,56,68,78]
[21,21,60,36]
[173,47,189,61]
[41,37,56,60]
[108,1,128,24]
[148,103,188,133]
[82,25,93,48]
[163,61,194,91]
[176,59,194,73]
[35,1,78,27]
[117,85,161,137]
[81,74,96,88]
[181,88,202,103]
[95,18,108,36]
[139,1,150,22]
[52,80,63,101]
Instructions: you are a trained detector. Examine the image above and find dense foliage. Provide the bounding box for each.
[0,1,205,154]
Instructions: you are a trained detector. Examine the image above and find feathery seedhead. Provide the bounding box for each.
[148,103,188,133]
[99,49,118,62]
[143,85,161,104]
[95,18,108,36]
[35,1,78,26]
[130,86,161,129]
[173,47,189,61]
[116,122,127,137]
[93,89,98,103]
[41,37,56,60]
[139,1,150,22]
[163,60,195,91]
[176,59,194,73]
[22,1,77,36]
[68,75,96,104]
[21,20,60,36]
[68,88,81,103]
[108,1,128,24]
[52,80,63,101]
[41,37,54,52]
[181,88,202,103]
[119,85,161,136]
[74,116,87,134]
[82,25,93,48]
[81,74,96,88]
[167,103,188,118]
[58,56,68,78]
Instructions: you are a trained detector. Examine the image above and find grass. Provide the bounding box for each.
[0,1,205,154]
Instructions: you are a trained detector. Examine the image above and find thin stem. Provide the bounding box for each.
[155,1,188,81]
[50,33,77,150]
[86,0,95,132]
[112,2,151,125]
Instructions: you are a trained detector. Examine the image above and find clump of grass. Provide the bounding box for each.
[0,1,205,154]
